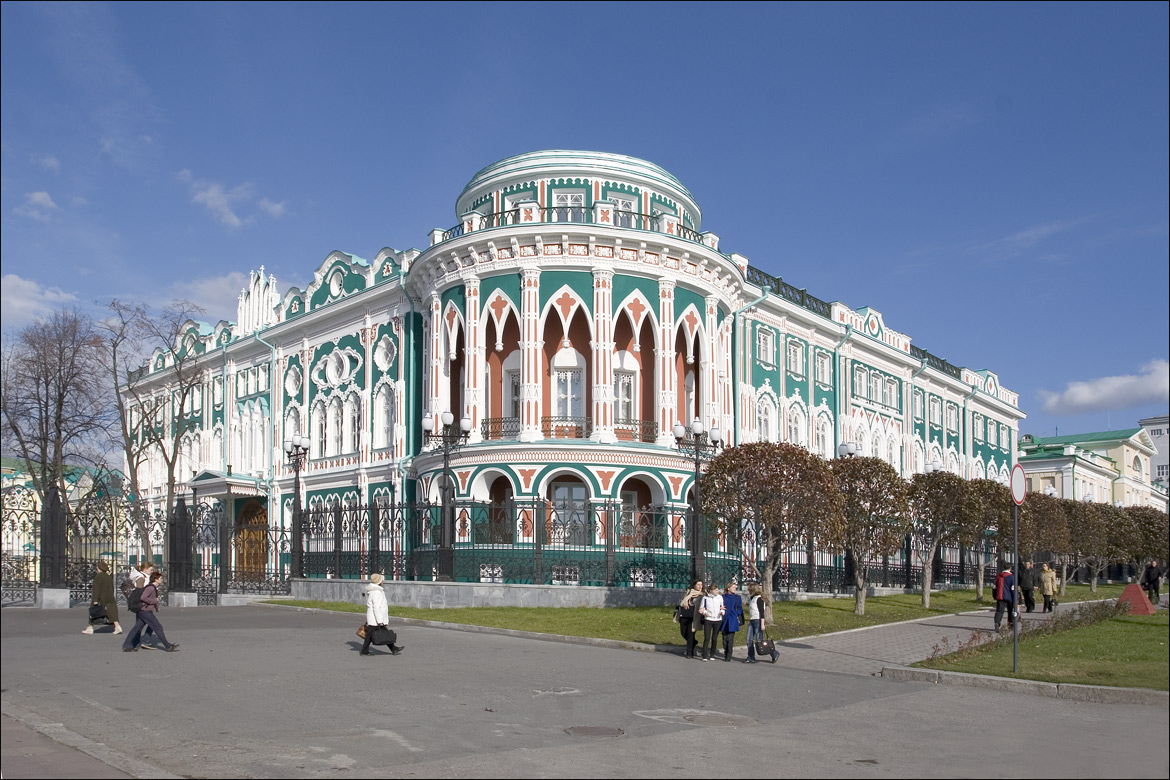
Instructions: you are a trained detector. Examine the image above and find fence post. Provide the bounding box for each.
[39,486,67,588]
[532,498,543,585]
[369,503,381,577]
[805,535,815,592]
[604,502,616,587]
[332,506,343,579]
[218,515,230,595]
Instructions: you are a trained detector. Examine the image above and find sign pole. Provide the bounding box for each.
[1010,464,1027,674]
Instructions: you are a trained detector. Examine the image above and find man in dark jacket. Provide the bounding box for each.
[1142,561,1163,606]
[1017,560,1038,613]
[993,563,1016,632]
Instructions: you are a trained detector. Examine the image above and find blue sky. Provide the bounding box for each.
[2,2,1167,438]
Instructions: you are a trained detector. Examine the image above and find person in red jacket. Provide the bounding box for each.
[993,562,1017,633]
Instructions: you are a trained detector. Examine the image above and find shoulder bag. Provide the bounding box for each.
[754,629,775,657]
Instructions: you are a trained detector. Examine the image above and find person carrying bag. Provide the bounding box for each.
[360,573,403,656]
[744,582,779,664]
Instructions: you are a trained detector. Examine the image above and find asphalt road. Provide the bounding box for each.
[2,604,1167,779]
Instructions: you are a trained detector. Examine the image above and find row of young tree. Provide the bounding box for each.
[1,302,207,557]
[699,442,1170,615]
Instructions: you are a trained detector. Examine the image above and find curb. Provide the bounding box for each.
[879,666,1169,705]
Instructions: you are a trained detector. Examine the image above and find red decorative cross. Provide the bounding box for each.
[489,295,509,322]
[555,291,576,321]
[626,298,646,325]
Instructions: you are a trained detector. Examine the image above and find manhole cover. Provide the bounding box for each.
[564,726,624,737]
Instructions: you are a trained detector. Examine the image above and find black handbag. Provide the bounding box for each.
[89,603,108,623]
[370,626,397,646]
[754,630,775,657]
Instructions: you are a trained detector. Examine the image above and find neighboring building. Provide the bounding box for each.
[1017,428,1169,510]
[1139,414,1169,491]
[122,150,1026,584]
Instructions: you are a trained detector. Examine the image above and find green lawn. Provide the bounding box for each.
[264,582,1128,647]
[916,611,1169,691]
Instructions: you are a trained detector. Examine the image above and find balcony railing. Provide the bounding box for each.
[480,416,658,442]
[437,207,706,248]
[614,419,659,443]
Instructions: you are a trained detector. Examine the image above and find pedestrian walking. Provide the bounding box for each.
[719,581,743,662]
[1018,560,1037,613]
[697,583,725,661]
[122,571,179,653]
[124,562,159,648]
[677,579,703,659]
[360,573,402,656]
[1142,560,1163,605]
[1039,562,1058,613]
[82,561,122,636]
[744,583,779,664]
[993,562,1016,632]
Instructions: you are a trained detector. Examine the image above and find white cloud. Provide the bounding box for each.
[181,170,284,228]
[258,198,286,218]
[31,153,61,173]
[189,180,255,229]
[0,274,79,332]
[13,191,60,221]
[1039,360,1170,416]
[166,271,250,324]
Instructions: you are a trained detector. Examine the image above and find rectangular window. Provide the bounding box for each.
[929,398,941,426]
[884,378,897,407]
[974,414,984,441]
[945,404,958,432]
[913,391,924,420]
[870,374,882,403]
[611,195,636,227]
[1157,464,1168,479]
[854,367,867,398]
[553,370,583,417]
[614,371,635,423]
[552,191,585,223]
[815,352,831,385]
[507,372,521,419]
[756,328,775,365]
[987,422,998,447]
[787,340,804,376]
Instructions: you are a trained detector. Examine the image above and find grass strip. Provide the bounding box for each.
[263,583,1128,647]
[916,609,1168,691]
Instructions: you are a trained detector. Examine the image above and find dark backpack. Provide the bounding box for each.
[127,587,145,613]
[119,576,134,598]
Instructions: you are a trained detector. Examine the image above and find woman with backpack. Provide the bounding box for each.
[677,579,703,659]
[744,583,779,664]
[121,571,179,653]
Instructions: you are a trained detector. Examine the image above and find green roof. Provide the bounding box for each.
[1023,428,1141,447]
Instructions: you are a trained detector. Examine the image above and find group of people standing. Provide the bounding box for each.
[994,560,1061,631]
[677,579,779,663]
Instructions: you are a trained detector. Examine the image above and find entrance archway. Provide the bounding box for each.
[235,499,269,581]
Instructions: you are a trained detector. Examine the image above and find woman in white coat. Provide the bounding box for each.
[360,573,402,656]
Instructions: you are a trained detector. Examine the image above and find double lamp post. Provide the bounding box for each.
[422,411,472,581]
[674,417,722,584]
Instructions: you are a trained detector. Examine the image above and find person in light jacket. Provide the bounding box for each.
[361,573,402,656]
[697,583,725,661]
[744,583,779,664]
[1039,562,1058,613]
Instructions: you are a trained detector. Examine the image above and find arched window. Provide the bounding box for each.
[788,406,806,447]
[312,402,326,458]
[756,399,775,442]
[374,385,394,450]
[329,398,343,455]
[816,418,832,459]
[343,394,361,454]
[1133,456,1144,481]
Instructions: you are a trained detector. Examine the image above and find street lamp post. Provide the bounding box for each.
[283,433,311,579]
[673,417,722,585]
[422,410,472,581]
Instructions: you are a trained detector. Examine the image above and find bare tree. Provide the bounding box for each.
[959,479,1010,602]
[701,442,842,607]
[908,471,966,608]
[826,456,910,615]
[1,309,112,504]
[108,299,207,561]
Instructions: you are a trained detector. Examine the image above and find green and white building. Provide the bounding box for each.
[125,150,1025,584]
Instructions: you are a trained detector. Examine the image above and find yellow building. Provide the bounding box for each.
[1018,429,1168,510]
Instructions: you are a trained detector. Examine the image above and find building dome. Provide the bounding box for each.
[455,150,701,229]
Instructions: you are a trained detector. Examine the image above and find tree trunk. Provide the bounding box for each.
[1059,557,1068,597]
[921,541,938,608]
[854,566,868,615]
[973,548,985,603]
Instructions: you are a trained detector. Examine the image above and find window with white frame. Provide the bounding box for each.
[817,418,832,459]
[787,340,805,376]
[884,378,897,408]
[854,366,867,398]
[815,352,831,385]
[973,414,984,441]
[552,190,585,223]
[553,369,583,418]
[945,404,958,432]
[788,407,806,446]
[756,399,775,442]
[614,371,635,423]
[929,397,941,426]
[611,194,636,227]
[329,397,343,455]
[870,374,882,403]
[756,328,775,365]
[507,371,521,419]
[987,421,997,447]
[374,385,394,450]
[913,391,924,420]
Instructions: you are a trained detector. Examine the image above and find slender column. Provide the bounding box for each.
[427,292,443,421]
[464,276,483,443]
[591,266,615,442]
[519,266,543,441]
[655,279,677,444]
[703,295,719,430]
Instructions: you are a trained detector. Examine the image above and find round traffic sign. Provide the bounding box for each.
[1011,463,1027,505]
